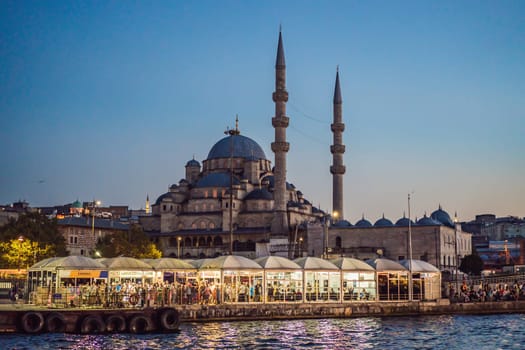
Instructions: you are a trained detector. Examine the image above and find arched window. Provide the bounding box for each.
[207,237,212,247]
[191,223,197,229]
[185,237,192,247]
[335,236,342,248]
[209,222,215,229]
[198,237,206,246]
[214,236,223,246]
[200,221,206,229]
[178,223,184,230]
[169,237,178,247]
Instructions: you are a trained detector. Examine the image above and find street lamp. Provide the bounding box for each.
[91,200,101,239]
[17,236,24,271]
[454,213,459,296]
[177,236,182,259]
[298,237,303,258]
[407,193,414,301]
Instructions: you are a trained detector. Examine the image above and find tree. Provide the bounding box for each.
[459,254,484,276]
[0,212,66,267]
[95,225,161,259]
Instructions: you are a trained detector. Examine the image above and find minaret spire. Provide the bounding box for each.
[331,67,346,220]
[271,29,290,237]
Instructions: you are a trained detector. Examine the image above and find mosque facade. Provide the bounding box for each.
[143,31,472,271]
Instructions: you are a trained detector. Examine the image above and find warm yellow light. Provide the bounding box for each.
[333,211,339,219]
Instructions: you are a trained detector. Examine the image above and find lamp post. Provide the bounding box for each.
[17,236,24,271]
[298,237,303,258]
[177,236,182,259]
[225,121,239,255]
[407,193,413,301]
[454,214,459,296]
[91,200,101,239]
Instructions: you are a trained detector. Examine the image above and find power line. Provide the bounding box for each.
[289,102,330,124]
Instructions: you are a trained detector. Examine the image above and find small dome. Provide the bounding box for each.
[207,135,267,161]
[72,200,82,209]
[355,216,372,228]
[374,215,394,227]
[195,173,240,188]
[262,176,295,191]
[155,192,175,205]
[431,206,454,227]
[245,188,273,201]
[417,215,441,226]
[185,159,200,167]
[333,219,352,227]
[395,216,415,226]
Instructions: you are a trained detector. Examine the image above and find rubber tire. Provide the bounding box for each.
[159,308,180,331]
[80,315,105,334]
[129,315,154,334]
[105,314,126,333]
[46,312,67,333]
[21,312,45,334]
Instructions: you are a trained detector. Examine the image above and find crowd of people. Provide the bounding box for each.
[448,280,525,302]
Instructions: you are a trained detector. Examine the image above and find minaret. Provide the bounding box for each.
[330,67,346,220]
[271,30,290,237]
[145,194,150,214]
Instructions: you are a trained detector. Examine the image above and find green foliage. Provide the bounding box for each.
[459,254,484,276]
[95,224,161,259]
[0,212,66,268]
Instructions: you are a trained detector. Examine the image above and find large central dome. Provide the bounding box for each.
[207,135,267,160]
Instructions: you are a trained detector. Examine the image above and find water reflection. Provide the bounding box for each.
[3,314,525,350]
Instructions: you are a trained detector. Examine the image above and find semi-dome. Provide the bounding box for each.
[355,216,372,228]
[155,192,175,205]
[374,215,394,227]
[207,135,267,161]
[195,172,240,188]
[245,188,273,201]
[431,206,454,227]
[417,215,441,226]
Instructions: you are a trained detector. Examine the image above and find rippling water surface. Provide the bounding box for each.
[3,314,525,350]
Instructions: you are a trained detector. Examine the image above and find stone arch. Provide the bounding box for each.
[336,236,342,248]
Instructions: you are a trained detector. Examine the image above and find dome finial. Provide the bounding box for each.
[439,203,442,210]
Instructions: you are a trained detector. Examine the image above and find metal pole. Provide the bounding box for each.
[455,222,459,296]
[229,133,233,255]
[408,194,413,301]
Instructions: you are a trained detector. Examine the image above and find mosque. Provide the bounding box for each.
[143,31,472,273]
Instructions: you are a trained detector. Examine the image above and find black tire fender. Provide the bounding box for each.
[21,312,45,334]
[129,314,154,334]
[80,315,105,334]
[105,314,126,333]
[159,308,180,331]
[46,312,67,332]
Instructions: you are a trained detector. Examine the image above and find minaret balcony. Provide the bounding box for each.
[271,141,290,153]
[331,122,345,133]
[330,164,346,175]
[330,144,346,154]
[272,90,289,102]
[272,116,289,128]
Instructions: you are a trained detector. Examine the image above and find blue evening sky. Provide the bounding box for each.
[1,0,524,223]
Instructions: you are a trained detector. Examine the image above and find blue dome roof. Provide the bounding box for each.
[207,135,267,160]
[155,192,176,205]
[245,188,273,201]
[186,159,200,167]
[431,206,454,227]
[262,176,294,190]
[395,216,415,226]
[355,217,372,227]
[195,173,240,188]
[374,215,394,227]
[417,215,441,226]
[333,219,352,227]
